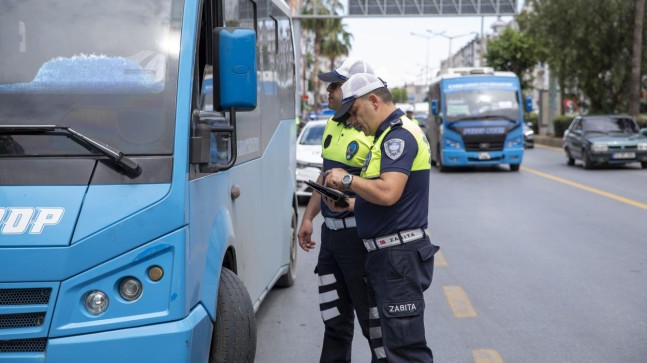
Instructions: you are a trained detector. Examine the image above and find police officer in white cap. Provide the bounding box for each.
[405,106,420,126]
[298,58,384,362]
[324,73,439,363]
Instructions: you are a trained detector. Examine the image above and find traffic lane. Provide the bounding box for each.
[255,211,324,363]
[255,211,373,363]
[523,146,647,206]
[427,165,647,362]
[259,158,647,362]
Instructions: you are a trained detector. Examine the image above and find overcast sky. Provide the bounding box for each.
[341,1,525,87]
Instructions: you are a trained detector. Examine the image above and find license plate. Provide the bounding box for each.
[478,152,491,160]
[612,152,635,159]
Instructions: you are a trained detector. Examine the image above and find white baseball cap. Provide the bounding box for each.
[318,57,375,83]
[332,73,387,122]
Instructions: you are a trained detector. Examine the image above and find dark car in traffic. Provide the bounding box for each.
[563,115,647,169]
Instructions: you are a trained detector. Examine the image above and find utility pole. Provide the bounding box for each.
[629,0,645,116]
[427,30,478,69]
[410,32,434,88]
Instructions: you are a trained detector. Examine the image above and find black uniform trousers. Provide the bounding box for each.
[365,237,439,363]
[316,224,382,363]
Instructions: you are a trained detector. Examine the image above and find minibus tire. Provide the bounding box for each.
[209,267,256,363]
[436,145,447,172]
[276,207,298,287]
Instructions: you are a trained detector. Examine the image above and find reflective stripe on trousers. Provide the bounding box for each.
[316,224,384,363]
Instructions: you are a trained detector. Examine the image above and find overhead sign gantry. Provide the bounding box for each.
[294,0,517,18]
[348,0,516,17]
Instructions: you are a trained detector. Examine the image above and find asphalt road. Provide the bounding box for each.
[256,145,647,363]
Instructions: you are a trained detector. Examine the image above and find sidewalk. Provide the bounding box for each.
[534,134,562,148]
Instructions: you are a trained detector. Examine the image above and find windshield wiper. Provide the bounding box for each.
[0,125,142,178]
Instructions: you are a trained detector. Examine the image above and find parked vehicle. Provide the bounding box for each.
[0,1,297,361]
[563,115,647,169]
[296,120,326,203]
[523,122,535,148]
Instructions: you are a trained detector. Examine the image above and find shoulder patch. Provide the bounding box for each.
[346,141,359,160]
[362,151,372,172]
[384,138,405,160]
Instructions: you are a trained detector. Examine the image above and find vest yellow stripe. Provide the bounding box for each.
[361,116,431,178]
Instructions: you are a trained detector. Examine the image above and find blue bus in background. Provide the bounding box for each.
[426,67,531,172]
[0,0,297,362]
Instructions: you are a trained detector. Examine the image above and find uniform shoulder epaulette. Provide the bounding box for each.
[389,118,403,128]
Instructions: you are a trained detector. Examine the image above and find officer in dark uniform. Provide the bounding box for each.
[324,73,439,363]
[297,58,385,362]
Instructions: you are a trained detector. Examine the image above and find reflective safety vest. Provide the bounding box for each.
[321,117,373,169]
[361,116,431,179]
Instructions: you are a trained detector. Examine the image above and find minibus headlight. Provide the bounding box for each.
[119,277,143,301]
[85,290,109,315]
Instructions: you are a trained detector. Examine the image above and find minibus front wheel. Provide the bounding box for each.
[209,267,256,363]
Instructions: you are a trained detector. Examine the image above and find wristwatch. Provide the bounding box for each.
[341,174,353,188]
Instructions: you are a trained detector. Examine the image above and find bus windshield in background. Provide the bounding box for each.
[444,89,520,123]
[0,0,184,156]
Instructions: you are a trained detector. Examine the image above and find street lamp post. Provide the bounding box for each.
[410,32,434,88]
[427,30,478,69]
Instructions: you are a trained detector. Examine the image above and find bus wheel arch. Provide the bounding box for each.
[209,267,257,363]
[276,205,298,287]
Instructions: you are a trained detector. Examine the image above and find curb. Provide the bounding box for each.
[534,135,562,148]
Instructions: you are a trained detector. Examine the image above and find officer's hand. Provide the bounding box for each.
[297,219,316,251]
[324,168,347,191]
[322,195,354,213]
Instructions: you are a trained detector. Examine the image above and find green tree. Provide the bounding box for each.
[301,0,351,108]
[522,0,644,114]
[391,87,408,103]
[484,26,539,93]
[321,22,353,73]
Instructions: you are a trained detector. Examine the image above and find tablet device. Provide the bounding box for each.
[305,180,350,208]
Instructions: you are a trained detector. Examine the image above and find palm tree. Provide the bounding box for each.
[301,0,352,109]
[321,20,353,69]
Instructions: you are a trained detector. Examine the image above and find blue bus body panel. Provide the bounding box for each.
[0,186,86,247]
[0,184,182,282]
[49,228,188,338]
[190,119,296,319]
[72,184,171,242]
[46,306,211,363]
